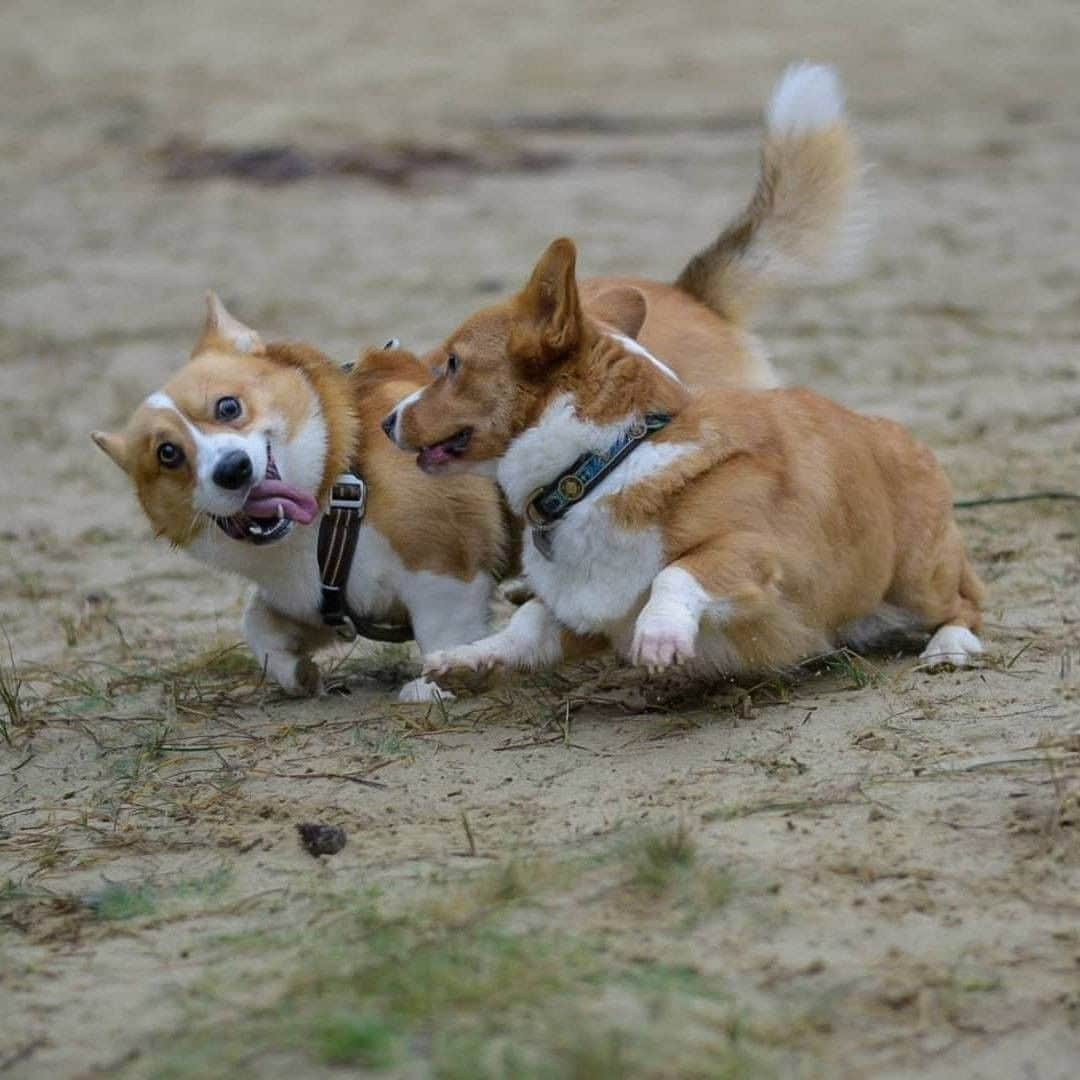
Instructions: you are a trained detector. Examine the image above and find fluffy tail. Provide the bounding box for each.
[675,63,865,324]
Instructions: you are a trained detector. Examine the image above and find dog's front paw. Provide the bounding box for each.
[920,625,983,669]
[630,616,696,673]
[423,645,496,677]
[268,653,324,696]
[422,646,502,695]
[398,676,455,703]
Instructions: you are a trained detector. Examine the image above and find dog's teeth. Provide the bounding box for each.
[250,524,263,535]
[276,504,285,520]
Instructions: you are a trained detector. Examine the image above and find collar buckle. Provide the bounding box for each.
[523,412,671,562]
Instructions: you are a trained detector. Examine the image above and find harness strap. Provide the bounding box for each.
[316,471,414,643]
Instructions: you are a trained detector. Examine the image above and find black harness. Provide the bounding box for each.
[316,470,414,643]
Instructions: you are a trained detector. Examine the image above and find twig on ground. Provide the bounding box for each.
[460,811,477,856]
[0,1037,46,1073]
[954,490,1080,509]
[249,768,389,789]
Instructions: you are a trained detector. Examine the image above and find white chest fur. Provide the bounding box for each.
[500,396,698,636]
[522,501,665,634]
[189,517,401,627]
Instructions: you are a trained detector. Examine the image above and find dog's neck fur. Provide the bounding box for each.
[261,342,358,502]
[497,333,690,513]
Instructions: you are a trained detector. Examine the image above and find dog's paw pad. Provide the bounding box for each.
[631,620,696,671]
[920,626,983,668]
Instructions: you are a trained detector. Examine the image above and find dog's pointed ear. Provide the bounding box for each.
[198,291,266,356]
[91,430,129,472]
[587,285,647,340]
[513,238,583,364]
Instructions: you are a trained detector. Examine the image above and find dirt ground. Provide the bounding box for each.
[2,1,1079,1077]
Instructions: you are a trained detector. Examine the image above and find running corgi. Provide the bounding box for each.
[92,296,505,701]
[383,61,865,473]
[387,237,984,683]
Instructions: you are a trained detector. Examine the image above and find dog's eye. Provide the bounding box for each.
[446,353,460,375]
[214,396,242,422]
[157,442,185,469]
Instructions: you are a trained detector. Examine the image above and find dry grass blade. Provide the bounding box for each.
[0,625,24,744]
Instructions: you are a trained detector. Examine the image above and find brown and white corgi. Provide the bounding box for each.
[91,295,505,701]
[384,61,864,469]
[388,235,985,684]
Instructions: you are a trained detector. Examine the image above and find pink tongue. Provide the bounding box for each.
[418,445,456,471]
[243,479,319,524]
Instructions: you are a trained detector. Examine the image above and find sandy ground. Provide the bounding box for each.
[1,1,1079,1077]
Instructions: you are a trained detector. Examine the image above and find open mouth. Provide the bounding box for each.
[214,444,319,546]
[417,428,472,471]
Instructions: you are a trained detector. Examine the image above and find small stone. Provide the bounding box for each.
[297,822,347,857]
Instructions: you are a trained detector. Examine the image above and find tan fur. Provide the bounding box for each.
[96,345,355,546]
[407,81,860,411]
[413,238,984,677]
[94,316,505,582]
[397,240,693,462]
[350,349,505,579]
[409,267,770,453]
[676,124,858,322]
[611,387,983,665]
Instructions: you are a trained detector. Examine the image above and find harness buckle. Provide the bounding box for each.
[330,473,366,512]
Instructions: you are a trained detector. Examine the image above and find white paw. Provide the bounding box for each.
[268,654,323,696]
[398,676,455,703]
[920,626,983,668]
[630,616,697,672]
[423,645,496,677]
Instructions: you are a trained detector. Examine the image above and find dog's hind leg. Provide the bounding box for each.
[887,522,986,667]
[243,592,327,695]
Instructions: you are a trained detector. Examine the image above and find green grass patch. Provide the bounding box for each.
[85,881,157,921]
[628,821,697,894]
[142,889,778,1080]
[820,650,880,690]
[0,626,22,744]
[312,1011,399,1067]
[621,823,735,925]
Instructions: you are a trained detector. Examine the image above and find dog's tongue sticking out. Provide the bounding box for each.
[242,479,319,524]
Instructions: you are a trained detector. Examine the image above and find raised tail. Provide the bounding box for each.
[675,63,865,324]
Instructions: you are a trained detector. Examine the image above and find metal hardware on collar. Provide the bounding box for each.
[531,523,557,562]
[317,467,414,643]
[525,412,672,559]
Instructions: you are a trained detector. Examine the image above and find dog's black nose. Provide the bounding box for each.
[213,450,253,490]
[381,411,397,439]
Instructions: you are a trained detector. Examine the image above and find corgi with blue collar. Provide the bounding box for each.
[389,234,984,683]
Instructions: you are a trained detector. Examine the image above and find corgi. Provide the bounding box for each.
[384,61,864,470]
[386,236,985,685]
[91,295,505,702]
